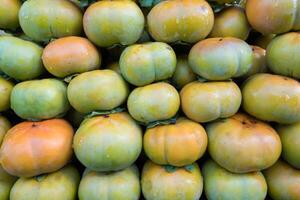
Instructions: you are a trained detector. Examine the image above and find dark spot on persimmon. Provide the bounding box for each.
[32,123,38,128]
[219,38,223,41]
[103,115,109,118]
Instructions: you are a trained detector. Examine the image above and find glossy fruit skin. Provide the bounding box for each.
[246,0,300,35]
[203,159,267,200]
[264,160,300,200]
[0,165,17,200]
[0,0,21,30]
[10,165,80,200]
[142,161,203,200]
[78,165,140,200]
[0,78,14,112]
[242,46,267,78]
[189,37,253,80]
[276,122,300,169]
[0,116,11,146]
[242,73,300,124]
[73,112,142,172]
[180,81,241,123]
[209,7,250,40]
[67,70,128,114]
[83,1,144,47]
[144,117,207,167]
[147,0,214,43]
[0,119,74,177]
[267,32,300,79]
[127,82,180,123]
[11,79,70,120]
[0,36,44,81]
[120,42,176,86]
[42,36,101,78]
[207,113,281,173]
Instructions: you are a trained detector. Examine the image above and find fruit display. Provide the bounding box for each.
[1,0,300,199]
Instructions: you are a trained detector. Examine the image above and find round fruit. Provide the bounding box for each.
[0,78,14,112]
[242,73,300,124]
[144,117,207,167]
[83,1,144,47]
[0,0,21,30]
[67,70,128,114]
[127,82,180,124]
[0,165,17,200]
[73,112,142,172]
[120,42,176,86]
[78,165,140,200]
[10,165,80,200]
[207,113,281,173]
[180,81,241,123]
[203,160,267,200]
[253,34,276,49]
[267,32,300,79]
[246,0,300,35]
[0,116,11,145]
[0,36,44,81]
[107,62,121,75]
[264,160,300,200]
[0,119,73,177]
[242,46,267,78]
[141,161,203,200]
[42,36,101,78]
[11,79,70,120]
[147,0,214,43]
[19,0,83,42]
[209,7,250,40]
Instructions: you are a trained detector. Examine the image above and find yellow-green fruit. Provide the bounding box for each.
[180,81,241,123]
[243,46,267,78]
[276,122,300,169]
[207,113,282,173]
[141,161,203,200]
[107,62,121,75]
[67,70,129,114]
[144,117,207,167]
[0,116,11,145]
[267,32,300,79]
[19,0,82,42]
[10,165,80,200]
[0,78,14,112]
[83,1,144,47]
[127,82,180,123]
[209,7,250,40]
[147,0,214,43]
[203,160,267,200]
[211,0,235,3]
[264,160,300,200]
[253,34,276,49]
[0,165,17,200]
[188,37,253,80]
[171,56,197,89]
[0,0,21,30]
[242,73,300,124]
[120,42,176,86]
[78,165,140,200]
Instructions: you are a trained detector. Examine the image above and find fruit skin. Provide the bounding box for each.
[242,73,300,124]
[11,79,70,120]
[207,113,281,173]
[0,116,11,146]
[180,81,241,123]
[0,36,44,81]
[264,160,300,200]
[67,70,129,114]
[242,46,267,78]
[147,0,214,43]
[83,1,144,47]
[203,159,267,200]
[188,37,253,80]
[127,82,180,123]
[10,165,80,200]
[0,119,74,177]
[246,0,300,35]
[42,36,101,78]
[253,34,276,49]
[0,0,21,30]
[144,117,207,167]
[141,161,203,200]
[19,0,83,42]
[209,7,250,40]
[120,42,176,86]
[267,32,300,79]
[276,122,300,169]
[78,165,140,200]
[0,165,17,200]
[0,78,14,112]
[107,62,121,75]
[73,112,142,172]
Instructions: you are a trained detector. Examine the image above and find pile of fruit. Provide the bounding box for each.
[1,0,300,199]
